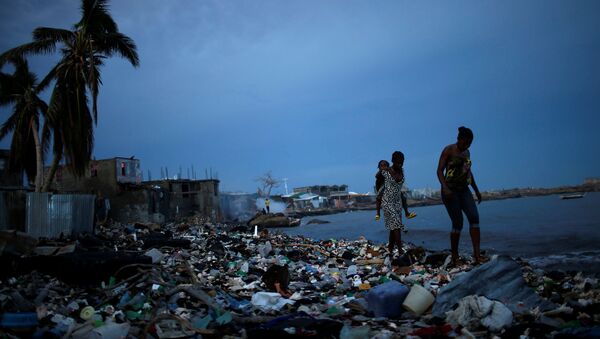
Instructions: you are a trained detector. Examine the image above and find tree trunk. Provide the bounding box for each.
[41,151,61,193]
[31,121,43,193]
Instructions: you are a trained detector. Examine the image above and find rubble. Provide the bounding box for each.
[0,216,599,338]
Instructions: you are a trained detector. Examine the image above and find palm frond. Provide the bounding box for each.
[79,0,117,34]
[98,32,139,66]
[32,27,74,44]
[0,40,59,67]
[0,72,18,105]
[0,107,20,139]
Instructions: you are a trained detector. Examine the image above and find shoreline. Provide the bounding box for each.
[288,183,600,218]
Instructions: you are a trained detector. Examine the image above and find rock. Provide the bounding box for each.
[547,270,567,282]
[424,252,451,267]
[262,265,290,293]
[432,255,556,317]
[341,251,355,260]
[307,219,330,225]
[248,214,299,228]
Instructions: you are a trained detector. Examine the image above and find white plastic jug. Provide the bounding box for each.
[402,284,435,315]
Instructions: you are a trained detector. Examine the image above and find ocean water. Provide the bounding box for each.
[275,192,600,273]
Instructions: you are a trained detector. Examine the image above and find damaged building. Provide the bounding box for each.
[144,178,221,222]
[44,157,221,224]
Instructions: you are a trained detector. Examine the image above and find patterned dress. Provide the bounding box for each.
[380,170,405,231]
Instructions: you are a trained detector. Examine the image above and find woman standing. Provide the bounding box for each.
[379,151,408,257]
[437,126,486,265]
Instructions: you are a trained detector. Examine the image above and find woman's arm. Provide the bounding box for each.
[437,146,451,194]
[470,172,482,204]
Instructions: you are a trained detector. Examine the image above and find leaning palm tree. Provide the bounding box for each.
[0,0,139,191]
[0,56,49,191]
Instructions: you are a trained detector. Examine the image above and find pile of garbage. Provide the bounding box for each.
[1,217,599,338]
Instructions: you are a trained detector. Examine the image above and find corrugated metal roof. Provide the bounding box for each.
[26,193,95,238]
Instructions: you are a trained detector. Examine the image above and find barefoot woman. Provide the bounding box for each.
[380,151,407,257]
[437,126,485,265]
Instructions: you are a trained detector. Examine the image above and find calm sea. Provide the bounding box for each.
[275,192,600,274]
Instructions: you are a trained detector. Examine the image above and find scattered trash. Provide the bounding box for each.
[445,295,513,332]
[0,216,598,337]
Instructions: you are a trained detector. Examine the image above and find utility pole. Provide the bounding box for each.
[282,178,289,194]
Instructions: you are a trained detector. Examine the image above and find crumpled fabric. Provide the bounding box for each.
[251,292,295,312]
[445,295,513,332]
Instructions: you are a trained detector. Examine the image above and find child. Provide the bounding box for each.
[375,160,416,221]
[375,160,389,220]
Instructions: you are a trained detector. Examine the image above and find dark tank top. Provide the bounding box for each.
[445,149,472,190]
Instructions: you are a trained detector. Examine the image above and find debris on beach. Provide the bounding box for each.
[1,217,599,338]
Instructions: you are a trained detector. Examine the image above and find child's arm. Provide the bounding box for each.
[401,191,409,215]
[375,185,384,220]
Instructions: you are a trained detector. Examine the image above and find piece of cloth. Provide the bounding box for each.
[442,187,479,232]
[381,170,405,231]
[444,150,472,190]
[445,295,513,332]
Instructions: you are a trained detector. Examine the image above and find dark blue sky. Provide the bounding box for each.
[1,0,599,193]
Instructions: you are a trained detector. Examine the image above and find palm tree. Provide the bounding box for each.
[0,0,139,191]
[0,56,49,191]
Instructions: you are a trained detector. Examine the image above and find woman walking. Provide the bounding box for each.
[437,126,486,265]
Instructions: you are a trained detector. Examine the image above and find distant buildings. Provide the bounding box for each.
[44,157,220,223]
[293,184,348,197]
[406,187,439,200]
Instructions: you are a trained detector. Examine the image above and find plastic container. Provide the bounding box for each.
[365,281,409,318]
[402,284,435,315]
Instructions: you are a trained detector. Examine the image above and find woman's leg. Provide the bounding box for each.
[388,230,395,255]
[443,192,464,264]
[460,189,484,262]
[393,229,403,255]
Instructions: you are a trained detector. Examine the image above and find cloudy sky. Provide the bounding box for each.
[1,0,599,193]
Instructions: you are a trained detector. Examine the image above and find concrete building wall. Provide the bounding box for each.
[0,150,24,187]
[52,158,119,195]
[144,179,220,221]
[51,157,142,196]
